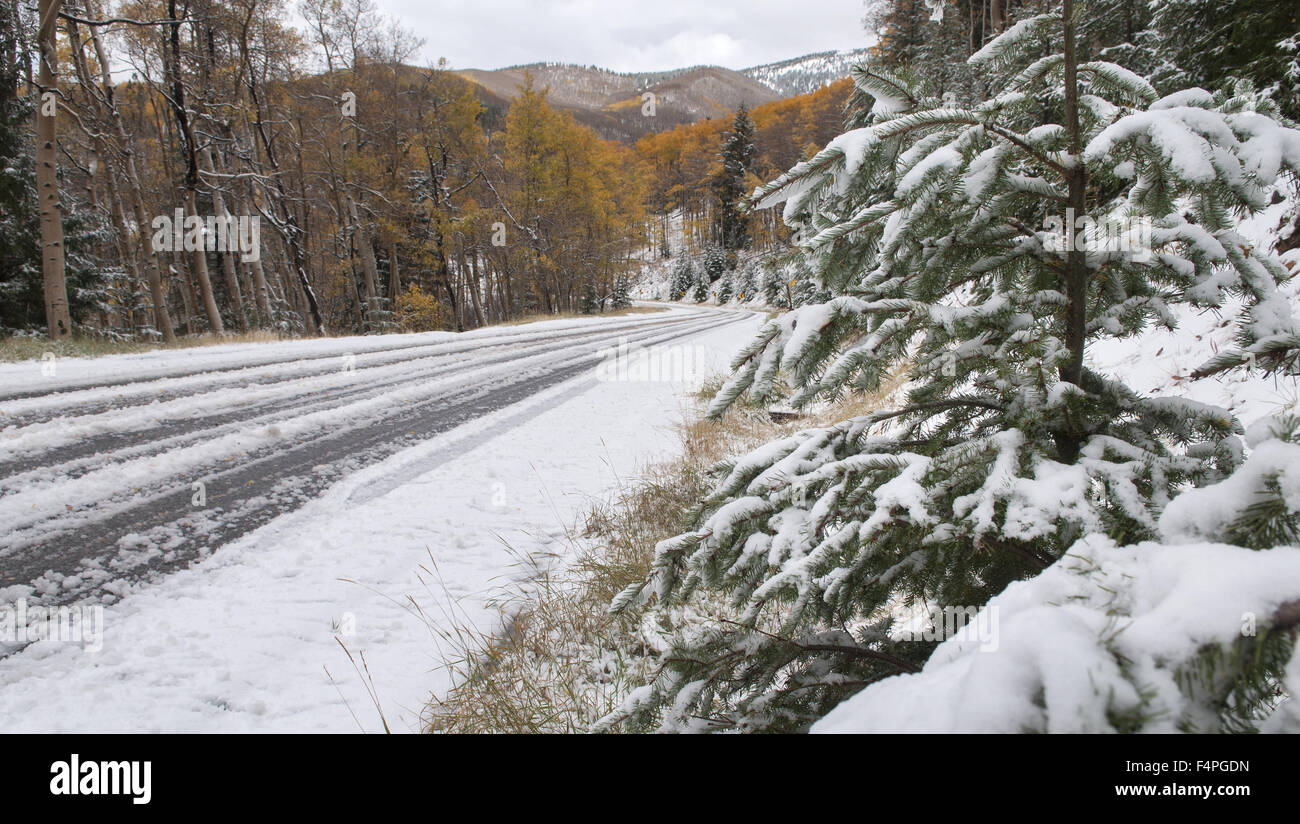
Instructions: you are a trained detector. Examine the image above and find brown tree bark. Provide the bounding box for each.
[164,0,223,334]
[36,0,71,339]
[200,145,248,331]
[388,242,400,300]
[1057,0,1089,465]
[346,192,380,328]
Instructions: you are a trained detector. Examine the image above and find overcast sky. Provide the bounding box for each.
[371,0,873,73]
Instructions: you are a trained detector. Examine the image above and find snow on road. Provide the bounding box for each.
[0,308,731,605]
[0,307,763,732]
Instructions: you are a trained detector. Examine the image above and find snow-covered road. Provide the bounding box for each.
[0,305,762,731]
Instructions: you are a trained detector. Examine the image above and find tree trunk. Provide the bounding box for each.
[346,193,380,328]
[466,251,486,328]
[81,1,176,341]
[65,16,141,332]
[183,189,224,334]
[213,121,274,326]
[243,61,325,335]
[246,250,274,323]
[165,0,223,334]
[174,255,196,334]
[36,0,70,339]
[200,145,248,331]
[388,242,400,299]
[1056,0,1089,465]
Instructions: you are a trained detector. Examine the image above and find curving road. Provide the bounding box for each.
[0,306,746,610]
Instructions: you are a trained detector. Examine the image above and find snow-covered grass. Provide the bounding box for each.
[424,366,909,732]
[425,398,789,733]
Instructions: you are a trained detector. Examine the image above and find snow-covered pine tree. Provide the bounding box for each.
[760,260,784,306]
[669,257,695,301]
[1150,0,1300,121]
[611,274,632,309]
[737,260,758,302]
[702,243,729,282]
[714,104,757,252]
[601,2,1300,732]
[789,256,824,307]
[362,295,399,335]
[716,273,734,304]
[580,280,601,314]
[691,270,709,303]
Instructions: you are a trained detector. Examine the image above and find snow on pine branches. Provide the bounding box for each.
[601,5,1300,733]
[817,418,1300,733]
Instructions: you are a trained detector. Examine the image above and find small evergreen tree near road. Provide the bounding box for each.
[702,243,729,282]
[602,2,1300,733]
[716,274,733,304]
[580,280,601,314]
[691,271,709,303]
[714,104,757,252]
[669,257,695,301]
[611,274,632,309]
[737,261,758,302]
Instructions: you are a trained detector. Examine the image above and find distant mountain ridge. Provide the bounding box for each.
[455,47,873,143]
[742,47,875,96]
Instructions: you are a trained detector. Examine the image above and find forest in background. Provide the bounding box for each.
[4,1,1296,342]
[0,0,852,343]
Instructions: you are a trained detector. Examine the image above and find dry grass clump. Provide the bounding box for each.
[423,367,910,733]
[423,401,783,733]
[0,329,285,362]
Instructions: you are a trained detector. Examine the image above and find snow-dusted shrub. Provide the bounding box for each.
[600,6,1300,733]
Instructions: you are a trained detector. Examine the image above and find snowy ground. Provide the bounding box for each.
[1085,195,1300,426]
[0,305,762,732]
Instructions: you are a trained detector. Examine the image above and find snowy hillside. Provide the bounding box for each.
[743,47,876,96]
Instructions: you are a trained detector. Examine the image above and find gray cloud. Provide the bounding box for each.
[372,0,872,72]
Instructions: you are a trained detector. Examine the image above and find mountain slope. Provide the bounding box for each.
[457,62,779,142]
[741,47,875,96]
[455,47,873,143]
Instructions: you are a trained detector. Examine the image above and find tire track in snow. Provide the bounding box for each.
[0,313,693,427]
[0,309,747,611]
[0,314,706,480]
